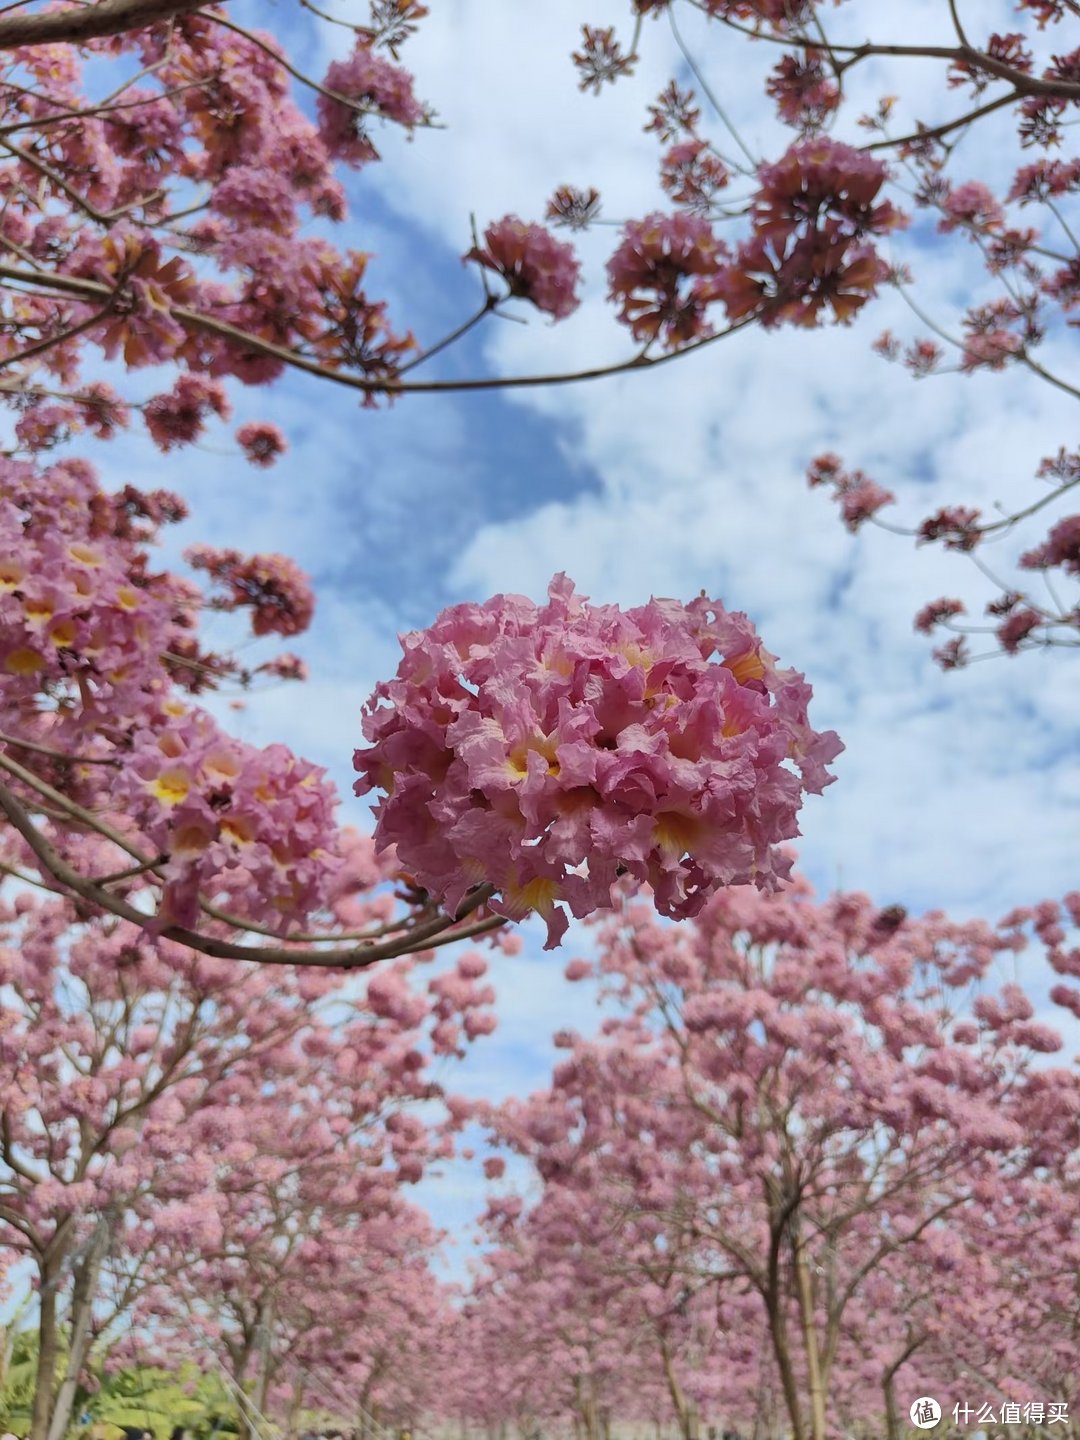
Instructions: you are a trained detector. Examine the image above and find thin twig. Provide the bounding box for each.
[0,304,113,369]
[93,854,169,886]
[0,730,120,766]
[862,91,1020,154]
[396,296,498,375]
[668,5,758,172]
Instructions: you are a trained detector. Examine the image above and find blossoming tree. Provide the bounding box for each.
[464,876,1080,1440]
[0,859,494,1440]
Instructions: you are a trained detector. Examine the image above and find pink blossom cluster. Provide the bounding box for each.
[603,141,905,348]
[938,180,1006,233]
[71,229,195,368]
[606,211,725,348]
[722,139,904,328]
[143,375,232,452]
[0,456,176,724]
[960,325,1024,372]
[318,42,425,167]
[996,607,1043,653]
[805,453,896,531]
[236,421,288,468]
[1021,515,1080,576]
[117,703,340,931]
[255,652,307,681]
[572,24,638,94]
[354,574,841,948]
[427,952,498,1054]
[914,598,966,634]
[917,506,983,551]
[765,54,840,129]
[545,185,602,231]
[659,141,730,213]
[1008,158,1080,204]
[465,218,582,320]
[210,165,302,234]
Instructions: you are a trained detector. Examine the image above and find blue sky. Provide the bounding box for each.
[9,0,1077,1284]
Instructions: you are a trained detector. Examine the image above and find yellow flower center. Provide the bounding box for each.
[723,649,767,686]
[653,811,700,857]
[68,542,103,567]
[149,768,191,806]
[5,647,45,675]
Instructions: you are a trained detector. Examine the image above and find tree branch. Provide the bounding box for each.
[0,0,212,50]
[0,775,500,968]
[0,261,754,394]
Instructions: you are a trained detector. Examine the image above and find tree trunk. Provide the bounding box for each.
[658,1336,693,1440]
[47,1220,110,1440]
[586,1382,599,1440]
[253,1297,276,1423]
[882,1375,900,1440]
[231,1337,257,1440]
[763,1289,804,1440]
[793,1244,827,1440]
[29,1258,61,1440]
[286,1373,306,1440]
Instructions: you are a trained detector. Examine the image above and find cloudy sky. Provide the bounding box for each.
[48,0,1080,1274]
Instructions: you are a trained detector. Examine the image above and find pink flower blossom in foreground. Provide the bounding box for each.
[354,575,842,948]
[465,218,581,319]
